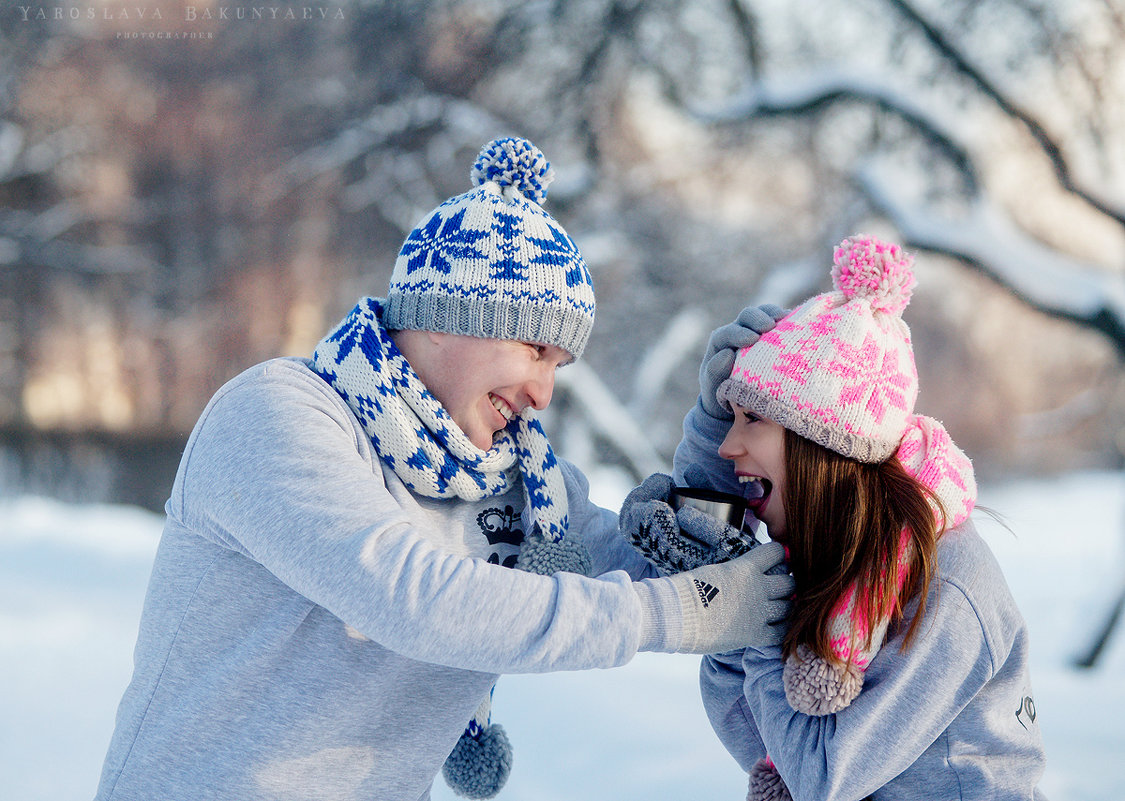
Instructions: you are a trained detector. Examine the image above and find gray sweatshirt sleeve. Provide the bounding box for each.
[672,400,740,492]
[699,649,768,771]
[736,589,990,799]
[170,360,679,674]
[702,527,1043,801]
[558,458,660,581]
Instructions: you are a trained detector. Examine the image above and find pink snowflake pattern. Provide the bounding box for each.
[830,634,869,665]
[900,420,976,524]
[805,308,841,338]
[896,433,923,464]
[756,316,803,350]
[790,396,842,427]
[772,352,812,384]
[827,334,914,423]
[730,363,759,383]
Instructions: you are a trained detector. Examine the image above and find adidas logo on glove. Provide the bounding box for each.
[694,579,719,607]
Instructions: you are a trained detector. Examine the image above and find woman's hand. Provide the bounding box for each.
[620,472,760,575]
[699,304,787,421]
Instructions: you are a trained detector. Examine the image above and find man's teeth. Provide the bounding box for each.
[490,394,514,421]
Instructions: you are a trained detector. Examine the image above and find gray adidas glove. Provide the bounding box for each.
[667,541,793,654]
[699,304,787,421]
[621,472,757,575]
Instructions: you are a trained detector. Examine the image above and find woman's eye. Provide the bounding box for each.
[742,411,759,424]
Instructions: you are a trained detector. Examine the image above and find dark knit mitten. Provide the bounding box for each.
[621,475,711,575]
[622,471,760,575]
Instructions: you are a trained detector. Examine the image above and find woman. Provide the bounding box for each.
[630,236,1047,800]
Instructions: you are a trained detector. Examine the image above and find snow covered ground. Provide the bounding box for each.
[1,471,1123,800]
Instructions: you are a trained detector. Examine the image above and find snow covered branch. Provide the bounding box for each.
[691,57,1125,359]
[628,306,709,420]
[555,360,669,481]
[861,163,1125,357]
[692,70,979,193]
[885,0,1125,227]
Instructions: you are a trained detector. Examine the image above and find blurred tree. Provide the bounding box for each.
[1,0,1122,507]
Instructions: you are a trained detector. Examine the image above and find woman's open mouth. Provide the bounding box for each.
[738,474,773,513]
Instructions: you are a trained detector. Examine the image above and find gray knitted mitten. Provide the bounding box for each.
[699,304,787,421]
[620,473,757,576]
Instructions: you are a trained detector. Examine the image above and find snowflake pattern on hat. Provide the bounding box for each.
[720,235,920,464]
[384,137,595,359]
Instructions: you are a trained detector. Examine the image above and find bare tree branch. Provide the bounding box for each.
[885,0,1125,227]
[860,162,1125,358]
[726,0,764,76]
[693,71,979,194]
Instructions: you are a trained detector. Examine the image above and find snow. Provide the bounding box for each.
[2,472,1123,800]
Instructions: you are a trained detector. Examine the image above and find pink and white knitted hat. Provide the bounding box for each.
[718,235,918,464]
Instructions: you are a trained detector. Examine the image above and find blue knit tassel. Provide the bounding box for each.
[442,723,513,799]
[516,530,592,576]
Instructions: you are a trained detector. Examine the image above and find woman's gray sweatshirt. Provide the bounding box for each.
[676,402,1048,801]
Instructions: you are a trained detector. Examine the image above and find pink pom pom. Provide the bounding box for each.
[831,235,915,315]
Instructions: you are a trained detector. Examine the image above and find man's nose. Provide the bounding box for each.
[526,367,556,411]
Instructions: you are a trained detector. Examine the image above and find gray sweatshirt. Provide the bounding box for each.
[95,357,675,801]
[676,402,1048,801]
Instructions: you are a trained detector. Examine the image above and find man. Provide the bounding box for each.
[95,137,792,801]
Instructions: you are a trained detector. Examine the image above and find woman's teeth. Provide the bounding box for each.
[738,475,771,500]
[490,394,515,421]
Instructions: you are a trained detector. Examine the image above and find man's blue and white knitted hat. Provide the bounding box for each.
[383,137,596,359]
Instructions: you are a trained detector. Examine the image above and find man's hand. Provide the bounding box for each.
[667,541,793,654]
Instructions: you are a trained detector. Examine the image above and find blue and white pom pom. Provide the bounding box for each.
[470,137,555,205]
[442,692,513,799]
[516,530,592,576]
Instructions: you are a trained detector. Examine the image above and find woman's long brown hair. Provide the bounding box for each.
[780,429,947,665]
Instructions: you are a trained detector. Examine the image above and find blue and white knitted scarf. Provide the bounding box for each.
[312,297,592,798]
[311,296,571,543]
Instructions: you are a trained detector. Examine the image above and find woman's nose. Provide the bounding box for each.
[717,426,741,460]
